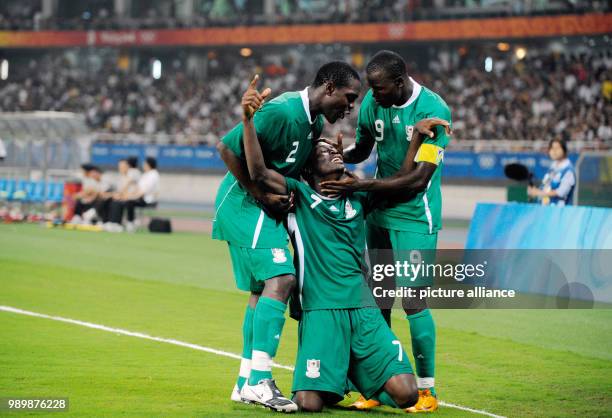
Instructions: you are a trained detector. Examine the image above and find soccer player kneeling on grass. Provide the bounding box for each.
[240,78,448,413]
[213,65,361,412]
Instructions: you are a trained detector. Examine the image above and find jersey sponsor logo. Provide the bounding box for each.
[392,115,400,124]
[405,125,414,141]
[271,248,287,264]
[306,359,320,378]
[345,200,357,219]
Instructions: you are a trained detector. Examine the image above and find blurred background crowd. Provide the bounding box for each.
[1,0,608,31]
[1,45,610,144]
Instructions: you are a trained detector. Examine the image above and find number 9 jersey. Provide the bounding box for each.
[357,79,452,235]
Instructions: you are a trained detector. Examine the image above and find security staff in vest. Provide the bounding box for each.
[528,139,576,206]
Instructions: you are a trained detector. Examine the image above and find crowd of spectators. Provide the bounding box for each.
[0,48,610,144]
[0,1,607,31]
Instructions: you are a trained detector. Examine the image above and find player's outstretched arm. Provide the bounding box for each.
[242,75,287,195]
[321,118,450,196]
[343,131,375,164]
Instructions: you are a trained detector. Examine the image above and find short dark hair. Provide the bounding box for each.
[145,156,157,169]
[127,156,139,168]
[366,50,407,80]
[549,138,568,157]
[311,61,360,89]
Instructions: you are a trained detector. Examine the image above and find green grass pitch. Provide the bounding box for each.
[0,224,611,417]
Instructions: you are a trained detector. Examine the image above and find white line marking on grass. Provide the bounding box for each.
[1,305,505,417]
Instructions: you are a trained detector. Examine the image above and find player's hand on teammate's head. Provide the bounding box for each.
[415,117,452,138]
[320,132,344,154]
[242,74,272,121]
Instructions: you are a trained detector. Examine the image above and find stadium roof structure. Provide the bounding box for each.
[0,112,89,141]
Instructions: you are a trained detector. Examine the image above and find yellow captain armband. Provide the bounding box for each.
[415,143,444,165]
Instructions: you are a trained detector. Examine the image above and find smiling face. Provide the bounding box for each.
[367,69,404,108]
[319,78,361,124]
[307,141,345,180]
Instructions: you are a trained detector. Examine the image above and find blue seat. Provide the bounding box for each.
[46,182,64,204]
[12,179,29,201]
[0,178,7,199]
[28,181,46,204]
[1,179,16,200]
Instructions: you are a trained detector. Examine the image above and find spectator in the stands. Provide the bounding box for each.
[72,164,112,223]
[106,157,160,232]
[528,139,576,206]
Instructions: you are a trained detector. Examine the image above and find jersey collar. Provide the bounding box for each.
[299,87,314,124]
[551,158,571,170]
[392,77,422,109]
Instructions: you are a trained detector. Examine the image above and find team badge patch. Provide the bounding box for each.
[405,125,414,141]
[306,359,320,378]
[271,248,287,264]
[345,200,357,219]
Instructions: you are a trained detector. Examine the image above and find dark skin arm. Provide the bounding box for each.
[321,118,451,196]
[241,75,288,195]
[342,131,375,164]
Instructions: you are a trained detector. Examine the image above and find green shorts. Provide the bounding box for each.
[227,244,295,293]
[292,307,413,401]
[367,224,438,288]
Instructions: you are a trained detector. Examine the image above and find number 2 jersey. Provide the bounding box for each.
[285,177,376,311]
[212,88,324,248]
[356,78,452,234]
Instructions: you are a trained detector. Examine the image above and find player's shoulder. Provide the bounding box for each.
[286,177,312,194]
[361,89,377,109]
[259,91,299,118]
[416,85,451,118]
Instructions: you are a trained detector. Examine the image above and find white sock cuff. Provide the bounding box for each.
[239,358,252,378]
[417,377,435,389]
[251,350,272,372]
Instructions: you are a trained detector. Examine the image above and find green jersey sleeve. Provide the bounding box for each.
[415,96,452,166]
[419,97,452,149]
[355,90,375,145]
[221,101,290,159]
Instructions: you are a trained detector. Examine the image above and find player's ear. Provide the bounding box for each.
[394,76,405,89]
[325,80,336,96]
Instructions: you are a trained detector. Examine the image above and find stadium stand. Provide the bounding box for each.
[1,0,608,31]
[0,46,610,145]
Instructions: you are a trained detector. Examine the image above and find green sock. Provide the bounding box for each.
[376,391,399,408]
[407,309,436,396]
[236,305,255,390]
[249,296,286,385]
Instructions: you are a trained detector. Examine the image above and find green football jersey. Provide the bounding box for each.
[212,88,324,248]
[285,177,376,311]
[356,79,452,234]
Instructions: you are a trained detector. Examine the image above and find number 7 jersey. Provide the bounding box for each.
[356,78,452,234]
[212,88,324,248]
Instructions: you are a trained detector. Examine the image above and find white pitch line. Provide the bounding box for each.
[1,305,505,418]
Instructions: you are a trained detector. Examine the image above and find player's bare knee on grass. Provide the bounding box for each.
[262,274,296,302]
[293,391,324,412]
[384,373,419,408]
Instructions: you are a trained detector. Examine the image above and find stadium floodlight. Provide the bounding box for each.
[497,43,510,52]
[0,59,8,80]
[485,57,493,72]
[152,59,162,80]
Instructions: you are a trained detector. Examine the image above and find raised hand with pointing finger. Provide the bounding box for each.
[242,74,272,121]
